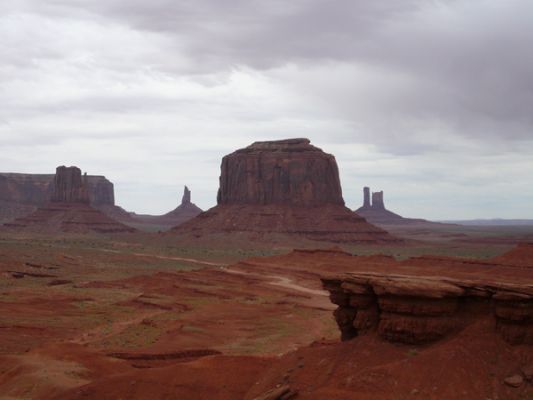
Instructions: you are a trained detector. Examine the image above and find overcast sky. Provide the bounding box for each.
[1,0,532,219]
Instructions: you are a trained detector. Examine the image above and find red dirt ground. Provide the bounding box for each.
[0,232,531,399]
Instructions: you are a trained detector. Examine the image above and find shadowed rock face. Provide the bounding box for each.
[51,166,90,204]
[217,138,344,207]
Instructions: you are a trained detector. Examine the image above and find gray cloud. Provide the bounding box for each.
[0,0,532,218]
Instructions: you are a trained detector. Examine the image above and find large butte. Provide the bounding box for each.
[172,138,398,243]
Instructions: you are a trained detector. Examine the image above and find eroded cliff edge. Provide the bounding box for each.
[321,243,533,345]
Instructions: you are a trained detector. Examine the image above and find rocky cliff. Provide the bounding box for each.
[322,245,533,345]
[173,139,397,243]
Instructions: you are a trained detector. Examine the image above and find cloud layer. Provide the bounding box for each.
[1,0,532,218]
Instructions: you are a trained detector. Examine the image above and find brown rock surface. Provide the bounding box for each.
[173,139,397,243]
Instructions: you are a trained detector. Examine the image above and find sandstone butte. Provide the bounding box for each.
[0,170,119,223]
[2,166,135,234]
[172,138,398,243]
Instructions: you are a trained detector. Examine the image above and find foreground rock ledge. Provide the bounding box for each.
[322,273,533,344]
[321,245,533,345]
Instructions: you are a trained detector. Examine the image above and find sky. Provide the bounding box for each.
[1,0,532,220]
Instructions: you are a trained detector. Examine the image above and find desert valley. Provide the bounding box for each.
[0,138,531,400]
[2,1,533,398]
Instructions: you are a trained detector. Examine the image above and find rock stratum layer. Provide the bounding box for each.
[173,139,397,243]
[321,243,533,345]
[3,166,134,234]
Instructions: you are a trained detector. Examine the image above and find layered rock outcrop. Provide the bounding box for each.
[173,139,397,243]
[322,244,533,345]
[3,166,134,234]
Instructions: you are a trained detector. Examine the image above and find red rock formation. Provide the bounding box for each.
[3,166,134,234]
[321,244,533,345]
[0,171,117,223]
[217,139,344,207]
[50,166,90,203]
[173,139,397,243]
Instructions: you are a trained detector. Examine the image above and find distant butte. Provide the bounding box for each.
[0,170,119,223]
[172,139,398,243]
[355,186,431,225]
[128,185,203,228]
[3,166,135,234]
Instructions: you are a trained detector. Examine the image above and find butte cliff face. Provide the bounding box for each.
[217,139,344,207]
[3,166,134,234]
[51,166,90,203]
[173,139,397,243]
